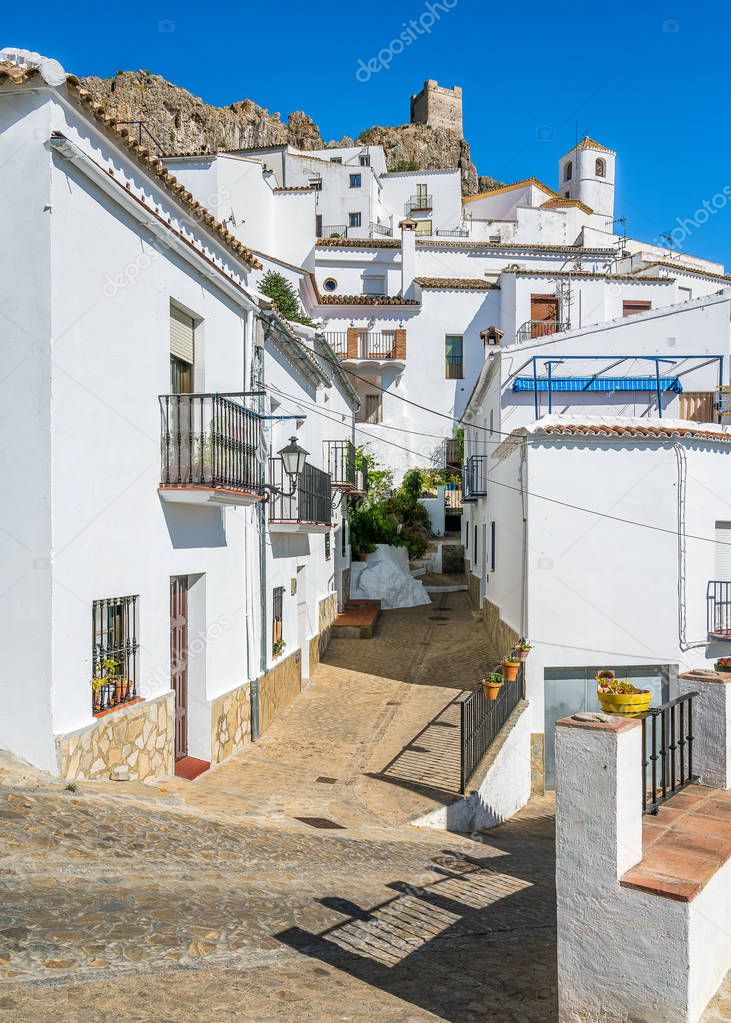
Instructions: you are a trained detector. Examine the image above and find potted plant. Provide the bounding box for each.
[501,657,520,682]
[272,638,286,658]
[91,676,105,713]
[596,673,651,716]
[481,672,504,701]
[715,657,731,673]
[514,639,532,662]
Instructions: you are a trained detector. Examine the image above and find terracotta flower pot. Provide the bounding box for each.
[502,661,519,682]
[114,678,123,704]
[481,680,503,701]
[515,649,530,662]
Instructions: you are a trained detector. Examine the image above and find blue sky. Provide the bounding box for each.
[6,0,731,266]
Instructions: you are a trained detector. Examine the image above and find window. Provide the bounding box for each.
[309,176,322,191]
[416,183,428,204]
[490,521,496,572]
[272,586,284,656]
[445,335,464,379]
[330,157,342,164]
[92,595,139,715]
[474,525,478,563]
[565,160,573,181]
[325,532,331,560]
[363,274,385,296]
[323,277,338,292]
[349,212,362,228]
[365,394,382,424]
[415,219,432,236]
[349,173,362,189]
[315,214,322,238]
[359,154,370,166]
[564,191,570,199]
[170,303,195,393]
[595,157,606,177]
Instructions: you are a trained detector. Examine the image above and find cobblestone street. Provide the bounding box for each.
[0,597,556,1021]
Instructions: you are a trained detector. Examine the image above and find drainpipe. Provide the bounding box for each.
[250,313,274,740]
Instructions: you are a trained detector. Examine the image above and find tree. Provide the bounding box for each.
[259,270,314,326]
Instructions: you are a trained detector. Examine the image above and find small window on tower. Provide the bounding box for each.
[565,160,573,181]
[595,157,606,177]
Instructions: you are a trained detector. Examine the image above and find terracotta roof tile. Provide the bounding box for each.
[464,177,559,204]
[0,60,41,84]
[316,237,400,249]
[414,277,498,291]
[632,261,731,283]
[317,294,419,306]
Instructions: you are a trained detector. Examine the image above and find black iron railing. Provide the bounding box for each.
[321,224,348,239]
[160,394,261,493]
[91,595,139,715]
[642,692,698,814]
[463,455,488,500]
[436,227,469,237]
[443,438,462,469]
[324,440,356,488]
[460,666,523,792]
[322,331,403,360]
[268,458,332,526]
[515,320,570,344]
[406,194,433,212]
[707,580,731,638]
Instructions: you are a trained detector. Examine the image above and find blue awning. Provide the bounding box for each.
[512,375,683,394]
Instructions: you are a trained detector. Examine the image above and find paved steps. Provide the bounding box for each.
[332,599,381,639]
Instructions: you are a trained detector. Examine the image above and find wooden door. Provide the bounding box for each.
[679,392,715,424]
[170,576,189,760]
[530,294,559,338]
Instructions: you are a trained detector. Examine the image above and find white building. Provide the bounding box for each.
[0,49,358,781]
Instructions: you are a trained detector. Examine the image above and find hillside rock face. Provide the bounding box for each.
[80,71,480,194]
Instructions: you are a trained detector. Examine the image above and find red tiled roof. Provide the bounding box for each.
[317,294,419,306]
[414,277,498,290]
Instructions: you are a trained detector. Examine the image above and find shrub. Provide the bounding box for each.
[259,270,315,326]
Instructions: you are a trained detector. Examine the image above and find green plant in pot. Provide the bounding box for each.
[514,639,531,662]
[481,672,504,701]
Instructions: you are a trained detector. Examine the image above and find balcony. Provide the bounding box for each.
[324,440,356,489]
[442,438,462,469]
[268,459,332,532]
[515,319,570,344]
[318,224,348,239]
[405,194,433,213]
[159,394,263,506]
[324,330,406,367]
[463,455,488,501]
[707,580,731,639]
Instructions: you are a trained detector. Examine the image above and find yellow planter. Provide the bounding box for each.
[597,690,652,716]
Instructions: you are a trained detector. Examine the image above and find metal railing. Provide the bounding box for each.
[159,393,261,493]
[642,693,698,814]
[324,440,356,488]
[369,222,393,237]
[436,227,469,237]
[463,455,488,500]
[323,331,403,360]
[707,580,731,638]
[268,459,332,526]
[405,194,433,212]
[460,666,523,792]
[442,438,462,468]
[716,387,731,418]
[515,320,570,344]
[91,595,139,715]
[320,224,348,239]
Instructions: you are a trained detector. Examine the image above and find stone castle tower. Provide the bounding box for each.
[410,80,463,135]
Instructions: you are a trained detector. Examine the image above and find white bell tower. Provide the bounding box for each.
[557,136,615,220]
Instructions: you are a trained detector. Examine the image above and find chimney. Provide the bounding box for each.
[400,217,417,298]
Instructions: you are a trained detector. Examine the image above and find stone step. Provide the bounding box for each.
[332,599,381,639]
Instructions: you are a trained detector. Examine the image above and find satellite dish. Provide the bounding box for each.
[39,57,66,86]
[0,48,66,86]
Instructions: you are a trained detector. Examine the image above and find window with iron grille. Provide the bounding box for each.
[445,335,464,379]
[272,586,284,656]
[349,211,362,228]
[91,596,139,715]
[359,154,370,166]
[364,393,382,424]
[325,532,331,560]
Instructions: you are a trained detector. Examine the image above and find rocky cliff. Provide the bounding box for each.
[79,71,485,195]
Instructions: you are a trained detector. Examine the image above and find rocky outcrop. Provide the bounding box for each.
[79,71,482,193]
[356,123,478,195]
[80,71,325,154]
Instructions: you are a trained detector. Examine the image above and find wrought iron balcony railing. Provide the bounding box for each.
[642,693,698,814]
[319,224,348,239]
[442,437,462,469]
[515,320,570,344]
[369,221,393,237]
[323,331,405,361]
[707,580,731,639]
[463,455,488,501]
[324,440,356,489]
[268,458,332,527]
[405,194,433,213]
[159,393,261,496]
[436,227,469,237]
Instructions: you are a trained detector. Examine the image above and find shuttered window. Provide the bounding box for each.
[715,523,731,580]
[170,304,195,365]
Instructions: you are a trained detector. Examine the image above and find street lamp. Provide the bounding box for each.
[275,436,309,496]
